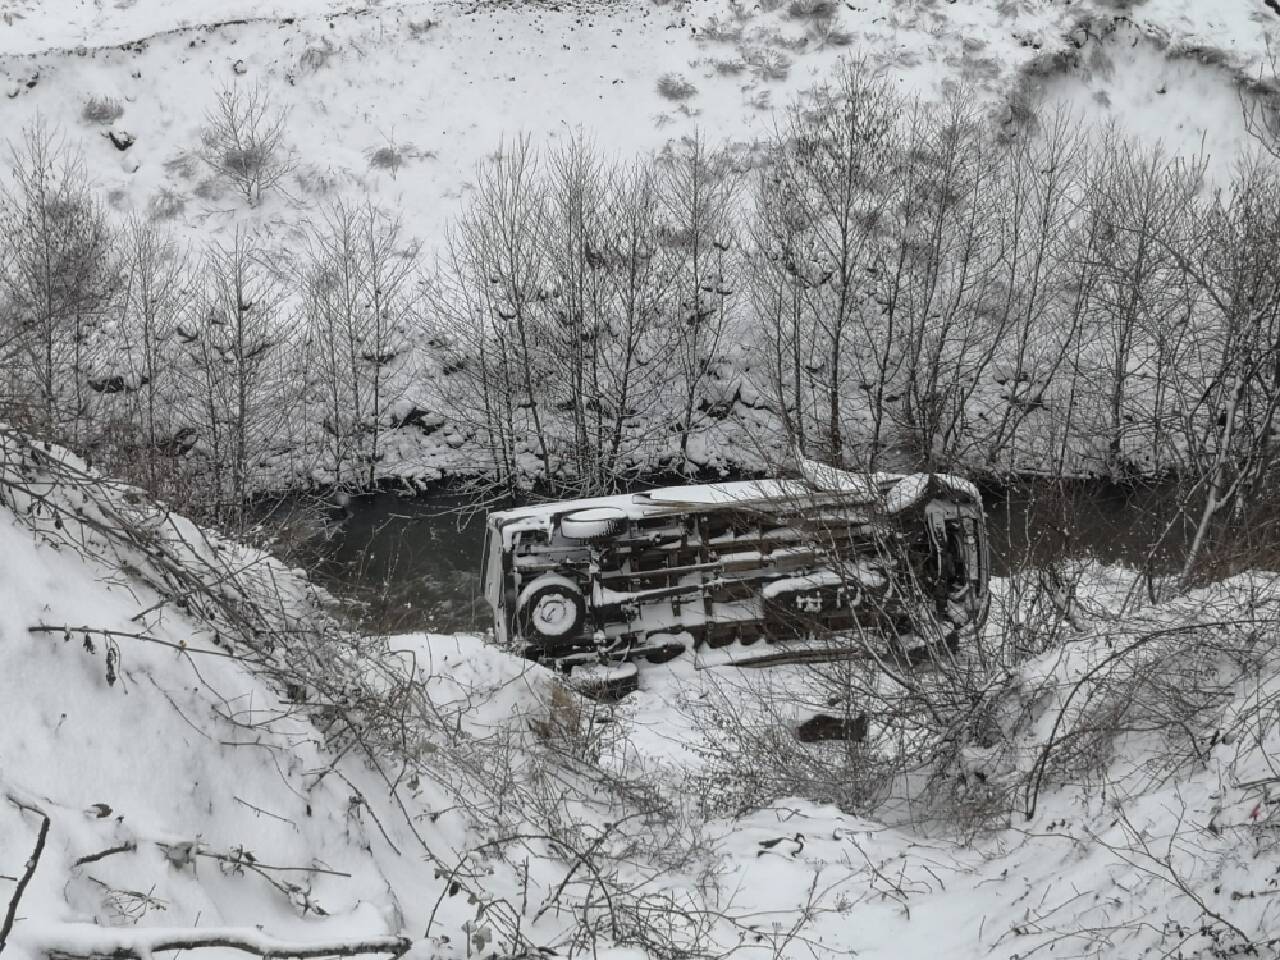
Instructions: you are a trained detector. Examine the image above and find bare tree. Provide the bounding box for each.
[180,228,296,529]
[751,60,900,468]
[0,121,116,445]
[430,136,556,500]
[538,132,615,489]
[302,197,420,489]
[580,156,683,489]
[862,93,1010,472]
[1166,156,1280,583]
[1069,130,1200,474]
[199,83,295,208]
[969,108,1098,477]
[107,215,195,496]
[655,131,741,474]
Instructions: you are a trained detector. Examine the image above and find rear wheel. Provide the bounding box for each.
[517,574,587,648]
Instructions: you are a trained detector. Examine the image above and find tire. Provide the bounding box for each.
[569,661,639,701]
[643,642,686,664]
[517,574,587,645]
[559,507,627,541]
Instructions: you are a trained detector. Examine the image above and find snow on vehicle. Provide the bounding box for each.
[480,468,989,671]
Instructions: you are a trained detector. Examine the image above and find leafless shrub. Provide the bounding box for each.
[1022,589,1280,816]
[147,186,186,220]
[742,47,791,81]
[808,17,853,48]
[697,18,744,44]
[192,176,223,201]
[366,145,404,172]
[81,96,124,124]
[298,39,335,71]
[364,139,423,179]
[292,164,342,197]
[198,83,295,207]
[786,0,837,18]
[656,73,699,101]
[163,153,197,180]
[711,58,747,76]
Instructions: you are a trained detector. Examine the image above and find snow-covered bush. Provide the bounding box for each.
[656,73,698,101]
[80,95,124,124]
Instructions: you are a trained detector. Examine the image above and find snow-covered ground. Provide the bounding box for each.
[2,0,1271,253]
[5,1,1280,946]
[593,563,1280,958]
[4,432,1279,960]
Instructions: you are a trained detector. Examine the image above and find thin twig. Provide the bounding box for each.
[232,796,298,830]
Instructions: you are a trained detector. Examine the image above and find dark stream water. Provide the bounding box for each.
[279,478,1192,635]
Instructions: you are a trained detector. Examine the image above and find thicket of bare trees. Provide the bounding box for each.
[0,124,426,534]
[301,198,419,490]
[1,64,1278,579]
[743,66,1279,581]
[2,65,1279,960]
[425,64,1278,588]
[0,123,116,449]
[428,133,740,499]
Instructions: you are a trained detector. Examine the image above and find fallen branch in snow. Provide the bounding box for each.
[31,926,412,960]
[150,841,344,916]
[0,802,51,954]
[73,842,138,867]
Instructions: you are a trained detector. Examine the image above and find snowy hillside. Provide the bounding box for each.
[1,0,1277,492]
[3,430,1280,959]
[0,430,629,960]
[0,0,1274,257]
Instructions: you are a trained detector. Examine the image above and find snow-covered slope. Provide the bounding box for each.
[1,0,1274,259]
[2,428,1279,959]
[0,430,596,960]
[600,563,1280,958]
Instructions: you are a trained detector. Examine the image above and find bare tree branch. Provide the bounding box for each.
[34,926,410,960]
[0,804,51,953]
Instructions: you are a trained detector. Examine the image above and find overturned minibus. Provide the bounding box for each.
[481,470,989,669]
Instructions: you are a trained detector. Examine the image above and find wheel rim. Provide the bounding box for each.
[532,591,577,637]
